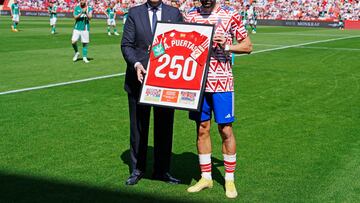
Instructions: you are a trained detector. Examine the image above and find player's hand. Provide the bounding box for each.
[135,63,147,83]
[213,34,226,47]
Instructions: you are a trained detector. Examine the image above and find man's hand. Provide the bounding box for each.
[135,63,147,83]
[213,34,227,48]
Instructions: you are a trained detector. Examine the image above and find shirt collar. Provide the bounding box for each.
[147,2,162,11]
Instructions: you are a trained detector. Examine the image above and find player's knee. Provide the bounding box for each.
[218,124,233,139]
[198,122,210,138]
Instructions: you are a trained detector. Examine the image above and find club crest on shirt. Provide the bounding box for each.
[152,43,165,57]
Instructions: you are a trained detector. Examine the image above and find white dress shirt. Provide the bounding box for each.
[148,3,162,31]
[134,3,163,69]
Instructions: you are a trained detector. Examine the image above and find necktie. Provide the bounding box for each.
[151,7,158,34]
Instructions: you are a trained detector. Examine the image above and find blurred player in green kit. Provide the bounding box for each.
[11,0,21,32]
[48,1,58,34]
[104,2,120,36]
[105,2,119,36]
[248,4,257,34]
[71,0,93,63]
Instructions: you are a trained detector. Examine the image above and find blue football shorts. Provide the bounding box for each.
[189,92,235,124]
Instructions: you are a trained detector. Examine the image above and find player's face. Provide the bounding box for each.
[225,0,230,6]
[200,0,216,9]
[80,0,86,7]
[14,0,18,4]
[197,0,202,7]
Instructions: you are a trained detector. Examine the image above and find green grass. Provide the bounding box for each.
[0,16,360,202]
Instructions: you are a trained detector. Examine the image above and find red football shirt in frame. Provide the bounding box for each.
[145,29,210,91]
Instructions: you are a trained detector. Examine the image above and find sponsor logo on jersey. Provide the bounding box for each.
[152,43,165,58]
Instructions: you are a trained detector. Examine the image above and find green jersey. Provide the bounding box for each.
[73,5,93,31]
[106,7,116,19]
[11,3,20,15]
[339,15,344,22]
[122,7,129,15]
[241,11,247,20]
[48,5,58,19]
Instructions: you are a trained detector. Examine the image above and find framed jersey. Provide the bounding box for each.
[139,22,214,111]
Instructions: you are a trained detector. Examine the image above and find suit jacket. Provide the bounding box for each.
[121,3,183,95]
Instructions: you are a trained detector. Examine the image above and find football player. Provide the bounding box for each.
[248,4,257,34]
[104,2,120,36]
[71,0,93,63]
[48,1,58,34]
[10,0,21,32]
[184,0,252,199]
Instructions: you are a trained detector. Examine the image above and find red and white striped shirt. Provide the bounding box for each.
[184,5,248,92]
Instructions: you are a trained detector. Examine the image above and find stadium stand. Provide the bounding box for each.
[1,0,359,21]
[252,0,360,21]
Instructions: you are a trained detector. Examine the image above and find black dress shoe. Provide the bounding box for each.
[125,170,144,185]
[152,172,181,184]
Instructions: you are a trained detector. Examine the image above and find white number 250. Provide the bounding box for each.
[154,54,197,81]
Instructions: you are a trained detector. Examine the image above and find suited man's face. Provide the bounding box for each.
[147,0,162,7]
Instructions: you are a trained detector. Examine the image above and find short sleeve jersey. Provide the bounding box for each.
[146,30,210,90]
[73,5,93,31]
[184,5,248,92]
[241,10,247,20]
[49,5,58,19]
[11,3,20,15]
[247,8,254,19]
[106,7,116,19]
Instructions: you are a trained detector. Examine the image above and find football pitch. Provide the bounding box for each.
[0,16,360,202]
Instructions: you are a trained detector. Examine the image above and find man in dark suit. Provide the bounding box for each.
[121,0,183,185]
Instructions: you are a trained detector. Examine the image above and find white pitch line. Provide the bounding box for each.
[253,43,285,47]
[1,35,359,96]
[293,46,360,51]
[236,35,359,56]
[260,33,355,37]
[0,73,125,96]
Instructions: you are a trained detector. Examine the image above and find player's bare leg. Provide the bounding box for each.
[12,21,19,32]
[113,25,120,36]
[197,121,212,154]
[82,43,89,63]
[51,25,56,34]
[188,120,213,193]
[72,41,80,62]
[107,25,111,36]
[218,123,237,198]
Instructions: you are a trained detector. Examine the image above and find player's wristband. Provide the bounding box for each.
[224,44,230,52]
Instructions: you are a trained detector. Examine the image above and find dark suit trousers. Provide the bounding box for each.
[128,93,175,175]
